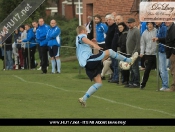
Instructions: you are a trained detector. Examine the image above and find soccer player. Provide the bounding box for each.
[46,19,61,74]
[36,18,50,74]
[76,26,138,107]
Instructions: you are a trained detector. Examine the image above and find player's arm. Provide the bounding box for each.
[82,37,102,50]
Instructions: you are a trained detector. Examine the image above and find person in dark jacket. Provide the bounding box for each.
[14,29,21,69]
[118,22,129,85]
[0,35,4,70]
[85,16,94,40]
[109,15,126,84]
[2,27,13,70]
[105,15,116,49]
[105,14,118,83]
[153,22,175,92]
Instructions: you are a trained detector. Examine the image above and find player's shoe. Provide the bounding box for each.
[130,52,138,65]
[37,67,41,70]
[78,97,86,107]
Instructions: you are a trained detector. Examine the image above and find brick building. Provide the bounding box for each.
[83,0,175,26]
[46,0,83,19]
[57,0,83,19]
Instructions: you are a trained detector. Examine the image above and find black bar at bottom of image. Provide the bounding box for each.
[0,119,174,126]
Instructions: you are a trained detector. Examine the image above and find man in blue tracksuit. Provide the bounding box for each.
[20,24,36,69]
[140,22,147,35]
[36,18,50,74]
[46,19,61,74]
[155,22,169,91]
[93,14,108,50]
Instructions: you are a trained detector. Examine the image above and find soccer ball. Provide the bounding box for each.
[119,61,131,70]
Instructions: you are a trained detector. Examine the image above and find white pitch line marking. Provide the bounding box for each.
[13,75,175,117]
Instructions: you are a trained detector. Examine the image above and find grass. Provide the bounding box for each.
[0,57,175,132]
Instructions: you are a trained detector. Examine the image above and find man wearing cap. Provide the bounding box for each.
[140,22,157,89]
[125,18,140,88]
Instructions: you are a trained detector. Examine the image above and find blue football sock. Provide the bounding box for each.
[51,60,56,73]
[83,83,102,102]
[56,59,61,73]
[109,49,131,63]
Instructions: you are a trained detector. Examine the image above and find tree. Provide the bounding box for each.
[0,0,49,22]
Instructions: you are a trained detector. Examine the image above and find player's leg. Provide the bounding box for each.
[53,46,61,73]
[79,74,102,107]
[49,47,56,73]
[103,49,138,64]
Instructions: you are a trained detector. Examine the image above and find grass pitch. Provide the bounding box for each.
[0,59,174,132]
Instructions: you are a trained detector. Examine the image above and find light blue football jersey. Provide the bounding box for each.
[76,34,93,67]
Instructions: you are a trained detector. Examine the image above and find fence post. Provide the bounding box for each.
[156,43,160,91]
[4,43,6,70]
[27,42,31,70]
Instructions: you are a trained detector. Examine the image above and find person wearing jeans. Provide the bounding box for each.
[3,32,13,70]
[125,18,140,88]
[5,50,13,70]
[155,22,169,91]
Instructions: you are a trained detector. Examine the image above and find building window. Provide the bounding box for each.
[76,4,83,14]
[131,0,151,12]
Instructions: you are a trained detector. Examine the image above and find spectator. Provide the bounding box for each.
[155,22,169,91]
[18,25,27,69]
[46,19,61,74]
[105,14,119,83]
[85,16,94,40]
[32,21,41,70]
[105,14,116,49]
[19,24,36,69]
[32,21,38,35]
[101,58,113,80]
[112,15,126,83]
[118,22,129,85]
[140,22,147,35]
[92,14,108,50]
[2,27,13,70]
[140,22,157,89]
[12,42,18,69]
[153,22,175,92]
[139,22,147,70]
[111,12,117,18]
[36,18,50,74]
[125,18,140,88]
[14,29,20,69]
[105,13,111,26]
[112,15,126,52]
[0,35,5,70]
